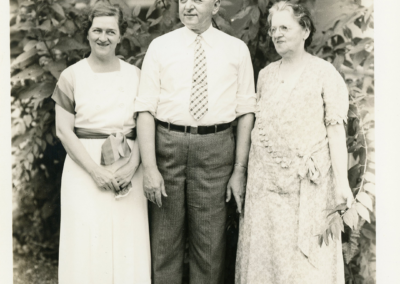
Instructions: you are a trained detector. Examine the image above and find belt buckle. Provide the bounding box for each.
[190,126,198,134]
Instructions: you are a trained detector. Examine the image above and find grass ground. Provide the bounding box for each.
[13,254,58,284]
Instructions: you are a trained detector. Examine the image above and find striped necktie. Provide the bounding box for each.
[190,35,208,120]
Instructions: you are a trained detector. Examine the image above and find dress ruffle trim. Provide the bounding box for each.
[324,116,348,126]
[255,104,291,169]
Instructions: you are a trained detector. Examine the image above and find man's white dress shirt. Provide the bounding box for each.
[135,25,256,126]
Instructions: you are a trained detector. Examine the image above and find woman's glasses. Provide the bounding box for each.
[268,26,290,36]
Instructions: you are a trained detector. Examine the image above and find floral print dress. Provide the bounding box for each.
[235,55,348,284]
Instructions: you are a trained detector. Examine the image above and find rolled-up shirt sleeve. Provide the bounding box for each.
[235,42,256,117]
[135,41,160,117]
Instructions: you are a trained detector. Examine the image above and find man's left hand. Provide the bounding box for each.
[226,167,247,214]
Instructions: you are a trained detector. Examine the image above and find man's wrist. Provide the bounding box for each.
[233,162,247,174]
[143,163,158,170]
[234,162,247,169]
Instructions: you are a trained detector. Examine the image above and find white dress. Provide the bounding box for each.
[52,59,151,284]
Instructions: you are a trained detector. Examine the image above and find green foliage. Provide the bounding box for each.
[11,0,375,283]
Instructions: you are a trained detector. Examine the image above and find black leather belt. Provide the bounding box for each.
[156,119,231,135]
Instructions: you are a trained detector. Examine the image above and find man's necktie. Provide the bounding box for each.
[190,35,208,120]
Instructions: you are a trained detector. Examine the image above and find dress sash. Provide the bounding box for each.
[74,127,137,199]
[297,137,330,268]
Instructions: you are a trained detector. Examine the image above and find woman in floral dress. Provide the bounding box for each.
[235,2,354,283]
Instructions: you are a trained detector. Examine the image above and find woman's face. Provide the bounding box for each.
[270,10,309,57]
[87,16,120,58]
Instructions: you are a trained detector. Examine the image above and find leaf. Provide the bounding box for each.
[343,207,358,230]
[337,216,345,232]
[23,115,32,127]
[361,228,375,240]
[149,16,163,27]
[343,26,353,39]
[133,5,141,17]
[363,172,375,183]
[323,229,330,246]
[11,65,45,85]
[348,104,358,118]
[59,19,77,35]
[54,37,88,52]
[132,23,141,33]
[51,18,60,27]
[250,6,260,24]
[327,203,347,217]
[333,54,344,70]
[11,48,38,69]
[12,21,35,32]
[231,6,252,22]
[221,0,234,7]
[355,202,370,223]
[46,133,53,145]
[318,234,323,247]
[364,183,375,196]
[51,3,66,18]
[45,59,67,80]
[352,50,367,69]
[41,202,54,220]
[18,81,56,100]
[347,164,362,188]
[331,222,340,240]
[343,239,359,264]
[146,0,158,18]
[367,151,375,163]
[348,37,374,54]
[356,192,373,211]
[37,20,52,32]
[20,1,35,7]
[258,0,269,14]
[24,160,31,171]
[27,153,34,163]
[366,128,374,141]
[248,22,259,41]
[23,40,38,52]
[363,54,374,72]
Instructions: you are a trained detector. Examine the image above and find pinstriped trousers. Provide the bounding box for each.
[150,124,235,284]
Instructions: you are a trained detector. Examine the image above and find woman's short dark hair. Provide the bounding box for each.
[82,1,128,37]
[267,1,316,48]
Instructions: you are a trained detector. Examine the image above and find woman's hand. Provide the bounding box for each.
[114,163,138,190]
[114,140,140,190]
[89,166,119,192]
[336,182,354,209]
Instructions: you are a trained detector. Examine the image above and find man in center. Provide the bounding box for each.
[135,0,256,283]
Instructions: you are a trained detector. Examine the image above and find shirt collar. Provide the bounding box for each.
[182,24,217,48]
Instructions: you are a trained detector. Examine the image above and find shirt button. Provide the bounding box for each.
[119,103,124,108]
[118,87,124,92]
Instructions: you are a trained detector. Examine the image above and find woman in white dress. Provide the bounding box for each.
[52,3,150,283]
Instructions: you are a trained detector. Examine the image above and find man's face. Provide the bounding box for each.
[179,0,220,34]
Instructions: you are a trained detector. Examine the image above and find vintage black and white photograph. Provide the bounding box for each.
[4,0,391,283]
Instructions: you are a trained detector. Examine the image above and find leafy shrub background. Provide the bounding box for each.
[10,0,375,283]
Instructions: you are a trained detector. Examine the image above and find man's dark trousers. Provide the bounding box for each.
[150,124,235,284]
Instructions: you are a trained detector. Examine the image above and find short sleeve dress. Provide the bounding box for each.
[235,55,348,284]
[52,59,151,284]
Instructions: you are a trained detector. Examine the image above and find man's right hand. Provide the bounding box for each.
[143,166,167,207]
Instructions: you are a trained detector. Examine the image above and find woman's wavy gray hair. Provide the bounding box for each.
[267,1,316,48]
